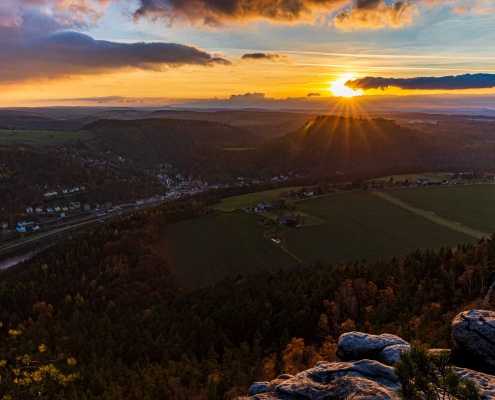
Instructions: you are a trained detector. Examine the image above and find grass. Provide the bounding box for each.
[157,213,299,288]
[0,130,94,146]
[387,184,495,234]
[213,187,302,212]
[283,191,473,265]
[158,189,477,287]
[372,191,488,240]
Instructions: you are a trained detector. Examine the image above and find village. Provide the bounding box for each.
[0,159,305,242]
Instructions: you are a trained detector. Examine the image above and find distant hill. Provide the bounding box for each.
[0,110,81,131]
[0,108,317,141]
[255,116,441,174]
[84,118,260,167]
[183,115,451,178]
[149,110,317,140]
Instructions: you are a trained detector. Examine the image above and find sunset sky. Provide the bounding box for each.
[1,0,495,108]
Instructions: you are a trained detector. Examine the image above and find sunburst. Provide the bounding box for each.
[329,74,363,98]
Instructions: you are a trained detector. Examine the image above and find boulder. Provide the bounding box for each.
[337,332,410,366]
[249,382,269,396]
[452,310,495,369]
[240,359,400,400]
[456,367,495,400]
[379,344,411,366]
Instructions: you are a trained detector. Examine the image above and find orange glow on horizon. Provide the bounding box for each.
[329,74,364,98]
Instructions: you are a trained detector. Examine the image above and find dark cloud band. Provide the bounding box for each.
[241,52,287,61]
[0,30,229,82]
[345,73,495,90]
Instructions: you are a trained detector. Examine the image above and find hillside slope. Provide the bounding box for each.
[85,118,259,167]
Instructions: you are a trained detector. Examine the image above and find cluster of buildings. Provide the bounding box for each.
[44,186,85,198]
[25,201,91,215]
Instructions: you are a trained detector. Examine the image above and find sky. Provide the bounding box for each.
[1,0,495,109]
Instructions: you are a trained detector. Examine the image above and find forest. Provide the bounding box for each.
[0,195,494,399]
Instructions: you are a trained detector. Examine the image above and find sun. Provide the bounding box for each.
[329,74,363,98]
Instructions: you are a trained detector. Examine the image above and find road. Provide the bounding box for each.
[0,202,164,258]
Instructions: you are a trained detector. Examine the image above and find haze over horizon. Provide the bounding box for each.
[1,0,495,110]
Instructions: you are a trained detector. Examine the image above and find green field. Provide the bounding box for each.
[157,213,298,287]
[0,130,94,146]
[159,189,481,288]
[214,187,301,211]
[388,184,495,233]
[284,192,472,264]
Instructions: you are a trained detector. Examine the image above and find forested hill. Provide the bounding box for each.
[85,118,260,167]
[1,196,494,399]
[181,115,474,179]
[259,116,441,173]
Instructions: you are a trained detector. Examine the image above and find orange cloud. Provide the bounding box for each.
[333,0,417,30]
[133,0,349,25]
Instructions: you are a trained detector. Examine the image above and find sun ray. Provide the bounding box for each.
[329,74,364,98]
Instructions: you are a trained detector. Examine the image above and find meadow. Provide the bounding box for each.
[213,186,302,211]
[388,184,495,233]
[157,213,298,288]
[0,129,93,146]
[158,187,487,287]
[284,191,472,265]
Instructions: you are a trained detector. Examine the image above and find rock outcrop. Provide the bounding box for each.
[452,309,495,370]
[240,310,495,399]
[337,332,410,366]
[241,359,400,400]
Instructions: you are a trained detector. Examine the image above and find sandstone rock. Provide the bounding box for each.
[337,332,409,366]
[452,310,495,369]
[457,367,495,399]
[379,344,410,366]
[428,348,452,356]
[249,382,269,396]
[243,359,400,399]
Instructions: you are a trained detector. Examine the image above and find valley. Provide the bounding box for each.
[157,183,495,288]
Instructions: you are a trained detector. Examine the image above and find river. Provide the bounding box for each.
[0,250,40,270]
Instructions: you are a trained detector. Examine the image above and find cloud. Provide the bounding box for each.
[133,0,348,25]
[333,0,417,30]
[307,92,321,97]
[0,1,229,82]
[241,52,288,62]
[345,73,495,90]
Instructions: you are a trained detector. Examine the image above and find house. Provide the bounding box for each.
[16,227,26,233]
[35,206,43,213]
[62,206,69,211]
[277,215,292,225]
[73,202,81,209]
[417,178,429,186]
[1,222,8,229]
[83,204,91,211]
[54,206,61,212]
[255,201,269,212]
[304,187,314,197]
[26,207,34,214]
[287,219,301,228]
[46,207,54,213]
[33,226,40,231]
